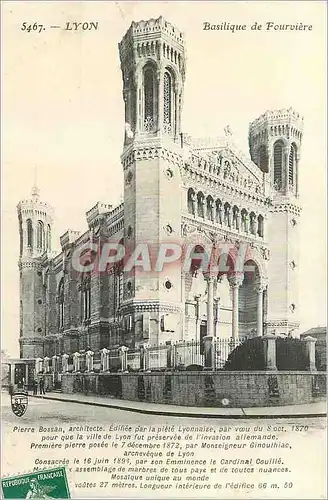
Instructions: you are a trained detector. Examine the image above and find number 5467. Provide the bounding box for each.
[21,22,45,33]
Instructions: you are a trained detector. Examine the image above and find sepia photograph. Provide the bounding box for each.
[1,1,327,498]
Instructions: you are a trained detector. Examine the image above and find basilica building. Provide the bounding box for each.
[17,17,303,359]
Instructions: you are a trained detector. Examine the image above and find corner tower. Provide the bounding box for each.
[17,185,54,357]
[249,109,303,336]
[119,17,186,346]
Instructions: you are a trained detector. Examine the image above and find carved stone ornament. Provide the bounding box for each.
[125,171,133,185]
[181,223,198,237]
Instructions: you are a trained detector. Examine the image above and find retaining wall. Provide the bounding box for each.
[61,371,326,408]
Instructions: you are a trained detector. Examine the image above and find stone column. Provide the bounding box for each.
[61,354,69,373]
[119,346,129,372]
[214,298,220,337]
[51,356,58,373]
[191,194,196,216]
[235,209,240,231]
[35,358,43,374]
[157,67,164,132]
[244,214,249,233]
[166,341,173,369]
[195,295,201,341]
[140,343,150,371]
[263,334,277,371]
[86,350,94,372]
[229,274,243,340]
[101,348,109,372]
[284,151,289,192]
[73,352,80,372]
[203,336,215,370]
[303,336,317,372]
[255,284,266,336]
[218,203,223,225]
[206,276,214,338]
[43,357,50,373]
[211,201,216,222]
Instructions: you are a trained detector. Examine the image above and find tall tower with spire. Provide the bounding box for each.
[119,17,186,345]
[17,183,54,358]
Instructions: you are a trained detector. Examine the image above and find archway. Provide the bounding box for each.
[239,259,261,339]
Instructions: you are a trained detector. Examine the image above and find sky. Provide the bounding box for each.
[2,1,327,356]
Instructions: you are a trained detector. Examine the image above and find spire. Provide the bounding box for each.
[31,166,40,201]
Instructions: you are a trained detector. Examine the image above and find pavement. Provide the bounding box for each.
[28,391,327,419]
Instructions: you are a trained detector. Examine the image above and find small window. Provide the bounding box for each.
[273,141,283,189]
[37,220,44,250]
[164,71,172,126]
[144,66,155,131]
[27,219,33,248]
[164,224,173,235]
[164,280,172,290]
[165,168,173,179]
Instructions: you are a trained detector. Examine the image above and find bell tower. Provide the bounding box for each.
[249,108,303,336]
[17,184,54,358]
[119,17,186,346]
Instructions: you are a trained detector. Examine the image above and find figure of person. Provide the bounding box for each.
[33,378,38,395]
[39,376,45,395]
[25,478,54,499]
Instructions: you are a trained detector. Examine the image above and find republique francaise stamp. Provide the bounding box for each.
[1,467,70,499]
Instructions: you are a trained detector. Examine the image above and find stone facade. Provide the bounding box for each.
[17,17,303,359]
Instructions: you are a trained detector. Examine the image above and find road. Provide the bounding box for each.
[1,393,327,499]
[2,391,326,427]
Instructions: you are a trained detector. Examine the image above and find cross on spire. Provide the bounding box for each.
[31,166,40,200]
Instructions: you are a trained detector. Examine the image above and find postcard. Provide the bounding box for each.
[1,1,327,498]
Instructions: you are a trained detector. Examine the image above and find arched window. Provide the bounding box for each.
[190,245,205,276]
[224,203,231,227]
[241,209,249,233]
[206,196,214,220]
[58,278,64,329]
[289,144,296,186]
[273,141,283,189]
[164,71,172,128]
[187,188,195,215]
[128,70,136,130]
[257,215,264,238]
[197,192,204,218]
[258,145,268,173]
[232,206,240,230]
[46,225,51,251]
[216,200,222,224]
[83,276,91,321]
[37,220,44,250]
[27,219,33,248]
[249,212,257,235]
[144,66,155,132]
